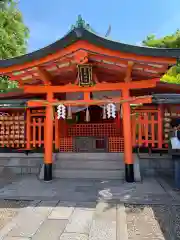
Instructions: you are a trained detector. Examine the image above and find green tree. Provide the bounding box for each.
[142,30,180,84]
[0,0,29,92]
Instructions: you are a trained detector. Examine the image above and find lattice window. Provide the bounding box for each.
[108,137,124,152]
[59,137,73,152]
[67,123,120,137]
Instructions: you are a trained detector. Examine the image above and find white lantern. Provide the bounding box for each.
[57,104,66,119]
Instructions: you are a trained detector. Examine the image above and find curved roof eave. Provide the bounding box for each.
[0,27,180,69]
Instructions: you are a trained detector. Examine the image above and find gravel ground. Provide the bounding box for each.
[0,200,29,230]
[125,204,180,240]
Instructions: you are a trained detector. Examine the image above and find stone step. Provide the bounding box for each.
[55,153,124,161]
[0,154,44,176]
[53,169,124,179]
[0,153,44,158]
[138,153,170,160]
[54,160,124,170]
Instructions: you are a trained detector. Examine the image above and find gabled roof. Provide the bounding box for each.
[0,16,180,69]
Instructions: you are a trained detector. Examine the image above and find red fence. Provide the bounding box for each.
[0,106,175,152]
[131,107,164,149]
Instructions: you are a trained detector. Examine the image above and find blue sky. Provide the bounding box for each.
[19,0,180,53]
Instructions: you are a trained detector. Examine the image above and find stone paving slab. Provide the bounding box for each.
[0,201,39,240]
[65,208,94,234]
[48,202,74,220]
[4,238,30,240]
[32,219,68,240]
[117,204,128,240]
[59,233,88,240]
[6,201,57,238]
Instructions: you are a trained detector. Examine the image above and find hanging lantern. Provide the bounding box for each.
[77,64,92,86]
[57,104,66,119]
[106,103,116,119]
[67,105,72,119]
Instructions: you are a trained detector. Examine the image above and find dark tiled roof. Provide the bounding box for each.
[0,26,180,68]
[152,93,180,103]
[0,99,28,108]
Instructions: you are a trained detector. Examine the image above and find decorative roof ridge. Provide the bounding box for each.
[69,15,97,34]
[0,18,179,69]
[69,16,180,51]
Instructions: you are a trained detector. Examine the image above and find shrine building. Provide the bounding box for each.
[0,16,180,182]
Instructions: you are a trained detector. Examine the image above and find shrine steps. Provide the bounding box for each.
[0,152,141,181]
[0,153,44,175]
[53,153,141,181]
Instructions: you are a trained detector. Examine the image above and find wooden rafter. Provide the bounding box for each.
[93,72,99,84]
[125,61,134,82]
[89,52,172,67]
[93,60,167,77]
[8,70,37,81]
[36,66,52,85]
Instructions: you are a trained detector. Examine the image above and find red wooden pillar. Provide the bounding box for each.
[44,92,54,181]
[122,89,134,182]
[26,108,31,149]
[158,105,163,148]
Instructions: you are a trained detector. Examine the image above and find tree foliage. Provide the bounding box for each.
[142,30,180,48]
[143,30,180,84]
[0,0,29,92]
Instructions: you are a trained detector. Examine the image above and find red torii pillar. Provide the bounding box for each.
[122,89,134,182]
[44,92,54,181]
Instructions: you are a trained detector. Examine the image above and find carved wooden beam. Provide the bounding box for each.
[125,61,134,82]
[93,72,99,84]
[36,66,52,85]
[24,78,159,94]
[74,50,88,65]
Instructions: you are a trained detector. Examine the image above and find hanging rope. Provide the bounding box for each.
[102,104,106,119]
[85,106,90,122]
[28,95,152,107]
[67,105,72,119]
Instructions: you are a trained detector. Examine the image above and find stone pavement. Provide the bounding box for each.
[0,176,179,239]
[0,200,180,239]
[0,175,177,204]
[0,200,125,240]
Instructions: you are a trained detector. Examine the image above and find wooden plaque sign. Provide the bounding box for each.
[77,64,92,86]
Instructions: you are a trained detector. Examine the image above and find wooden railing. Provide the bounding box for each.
[0,106,176,152]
